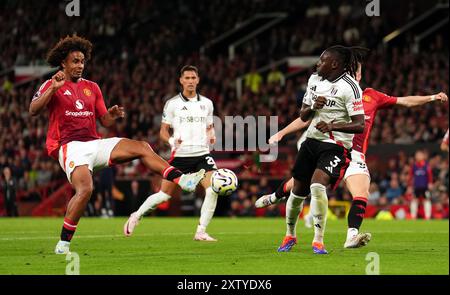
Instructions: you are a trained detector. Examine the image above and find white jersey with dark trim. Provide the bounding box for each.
[302,73,364,149]
[162,93,214,157]
[297,131,307,151]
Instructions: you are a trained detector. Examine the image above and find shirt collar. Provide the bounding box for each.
[180,92,200,102]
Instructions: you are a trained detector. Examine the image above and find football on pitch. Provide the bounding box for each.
[211,168,238,196]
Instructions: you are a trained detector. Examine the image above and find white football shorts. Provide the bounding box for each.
[343,150,370,180]
[58,137,123,183]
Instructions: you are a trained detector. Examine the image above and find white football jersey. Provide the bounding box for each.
[297,131,308,151]
[162,93,214,157]
[303,73,364,149]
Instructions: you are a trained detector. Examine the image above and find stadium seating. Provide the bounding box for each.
[0,0,448,218]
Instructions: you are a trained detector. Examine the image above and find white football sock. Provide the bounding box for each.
[285,191,306,237]
[410,199,418,219]
[424,199,432,220]
[136,191,171,218]
[310,183,328,244]
[197,187,218,233]
[347,228,359,240]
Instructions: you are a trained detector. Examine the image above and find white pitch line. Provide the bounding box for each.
[0,230,448,241]
[0,231,281,241]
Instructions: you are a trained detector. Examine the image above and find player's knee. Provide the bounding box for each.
[292,180,310,196]
[76,183,94,200]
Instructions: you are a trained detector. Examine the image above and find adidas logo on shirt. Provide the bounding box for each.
[181,106,188,111]
[63,90,72,96]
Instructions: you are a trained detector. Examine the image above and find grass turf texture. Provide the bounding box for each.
[0,217,448,275]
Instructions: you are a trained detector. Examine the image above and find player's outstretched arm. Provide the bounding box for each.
[207,124,216,145]
[396,92,448,107]
[269,117,311,144]
[29,71,65,116]
[160,123,182,148]
[100,105,125,127]
[160,123,172,144]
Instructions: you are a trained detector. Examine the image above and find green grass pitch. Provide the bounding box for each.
[0,217,448,275]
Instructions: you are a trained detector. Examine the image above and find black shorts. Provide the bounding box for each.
[292,138,351,190]
[414,188,429,199]
[169,154,217,174]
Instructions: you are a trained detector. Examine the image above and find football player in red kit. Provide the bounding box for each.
[30,35,205,254]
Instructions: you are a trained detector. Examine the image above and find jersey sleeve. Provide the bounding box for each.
[32,79,53,101]
[344,80,364,116]
[302,75,315,106]
[161,100,174,125]
[206,99,214,126]
[369,88,398,109]
[443,129,449,145]
[92,83,108,118]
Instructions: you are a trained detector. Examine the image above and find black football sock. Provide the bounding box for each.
[275,179,291,199]
[348,197,367,230]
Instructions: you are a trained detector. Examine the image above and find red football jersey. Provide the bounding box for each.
[32,78,108,159]
[352,88,397,154]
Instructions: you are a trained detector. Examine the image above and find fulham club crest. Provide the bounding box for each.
[331,87,338,96]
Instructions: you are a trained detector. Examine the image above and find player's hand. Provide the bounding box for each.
[51,71,66,90]
[315,121,333,133]
[169,137,183,149]
[313,96,327,110]
[434,92,448,102]
[175,138,183,148]
[108,105,125,120]
[269,132,284,144]
[209,136,216,145]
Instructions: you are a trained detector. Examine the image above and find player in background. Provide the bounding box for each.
[409,150,434,219]
[276,45,367,254]
[29,36,205,254]
[257,62,448,248]
[124,65,220,242]
[441,129,449,152]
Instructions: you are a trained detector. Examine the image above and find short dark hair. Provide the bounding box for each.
[180,65,199,77]
[46,35,93,68]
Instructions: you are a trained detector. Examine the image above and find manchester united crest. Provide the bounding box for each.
[83,88,92,97]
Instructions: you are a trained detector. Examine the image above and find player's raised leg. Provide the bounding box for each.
[110,138,205,192]
[255,178,293,208]
[194,170,219,242]
[344,174,372,248]
[124,180,180,237]
[55,165,93,254]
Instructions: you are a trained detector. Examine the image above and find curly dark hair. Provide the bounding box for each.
[325,45,370,79]
[46,35,93,67]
